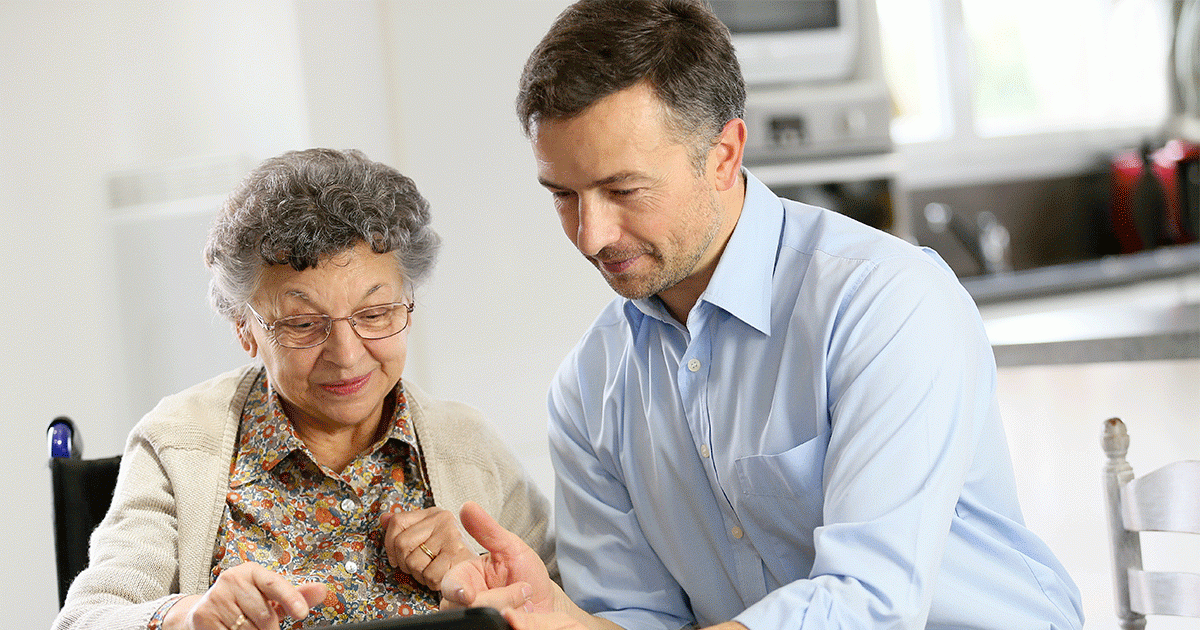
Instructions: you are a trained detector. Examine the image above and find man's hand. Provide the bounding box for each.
[438,501,558,613]
[501,610,746,630]
[501,610,591,630]
[440,503,623,630]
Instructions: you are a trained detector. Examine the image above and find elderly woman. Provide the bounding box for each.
[52,149,554,630]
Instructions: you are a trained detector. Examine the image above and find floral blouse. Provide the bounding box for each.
[210,370,438,627]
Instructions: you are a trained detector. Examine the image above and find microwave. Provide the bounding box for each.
[712,0,892,163]
[710,0,859,86]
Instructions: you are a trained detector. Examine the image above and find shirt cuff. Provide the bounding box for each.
[147,594,188,630]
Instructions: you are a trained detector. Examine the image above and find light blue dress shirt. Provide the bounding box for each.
[547,172,1084,630]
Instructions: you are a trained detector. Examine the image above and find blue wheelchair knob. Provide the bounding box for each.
[47,417,76,459]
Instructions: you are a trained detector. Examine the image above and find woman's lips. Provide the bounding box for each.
[322,373,371,396]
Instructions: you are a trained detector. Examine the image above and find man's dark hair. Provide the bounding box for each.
[517,0,745,157]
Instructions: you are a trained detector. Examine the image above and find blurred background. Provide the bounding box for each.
[5,1,1198,628]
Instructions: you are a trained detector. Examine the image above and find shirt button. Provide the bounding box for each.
[345,560,359,573]
[700,444,710,458]
[340,498,356,512]
[731,526,744,539]
[687,358,701,372]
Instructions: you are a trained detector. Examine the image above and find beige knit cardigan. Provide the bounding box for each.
[53,365,555,630]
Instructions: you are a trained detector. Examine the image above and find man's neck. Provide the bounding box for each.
[658,173,747,325]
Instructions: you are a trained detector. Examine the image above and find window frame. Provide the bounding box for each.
[888,0,1172,190]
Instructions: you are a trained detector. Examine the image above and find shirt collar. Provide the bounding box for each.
[626,170,780,336]
[230,371,419,487]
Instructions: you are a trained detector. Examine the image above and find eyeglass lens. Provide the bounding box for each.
[271,303,411,348]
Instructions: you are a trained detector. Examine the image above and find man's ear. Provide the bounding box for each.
[236,320,258,358]
[708,117,747,192]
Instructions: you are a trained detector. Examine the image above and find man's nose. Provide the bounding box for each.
[575,196,621,257]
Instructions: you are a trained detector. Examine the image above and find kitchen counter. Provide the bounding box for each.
[961,243,1200,306]
[963,244,1200,366]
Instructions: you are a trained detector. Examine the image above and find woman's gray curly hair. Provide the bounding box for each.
[204,148,441,323]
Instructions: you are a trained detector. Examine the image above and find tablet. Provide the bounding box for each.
[319,607,512,630]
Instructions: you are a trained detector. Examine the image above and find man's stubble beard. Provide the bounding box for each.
[592,185,724,301]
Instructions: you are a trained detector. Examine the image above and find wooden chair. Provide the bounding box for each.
[1102,417,1200,629]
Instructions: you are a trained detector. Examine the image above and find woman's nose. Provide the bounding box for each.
[321,318,366,364]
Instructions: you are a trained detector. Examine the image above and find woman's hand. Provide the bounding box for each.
[380,506,478,590]
[162,562,326,630]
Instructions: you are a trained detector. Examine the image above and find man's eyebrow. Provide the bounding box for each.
[537,176,564,189]
[538,171,650,190]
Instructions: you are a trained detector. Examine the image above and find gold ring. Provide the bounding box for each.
[231,614,247,630]
[419,543,436,561]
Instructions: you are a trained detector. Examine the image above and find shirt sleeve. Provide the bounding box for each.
[548,351,697,630]
[734,256,998,630]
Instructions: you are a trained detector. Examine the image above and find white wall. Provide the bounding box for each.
[1,6,131,620]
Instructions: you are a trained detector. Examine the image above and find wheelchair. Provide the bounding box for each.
[47,417,121,608]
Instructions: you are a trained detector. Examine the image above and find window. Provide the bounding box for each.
[962,0,1170,136]
[876,0,951,143]
[876,0,1172,185]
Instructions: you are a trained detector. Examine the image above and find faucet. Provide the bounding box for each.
[923,203,1012,274]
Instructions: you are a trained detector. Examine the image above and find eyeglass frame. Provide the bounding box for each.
[244,301,415,349]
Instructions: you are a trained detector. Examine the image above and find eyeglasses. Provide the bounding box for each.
[245,301,414,349]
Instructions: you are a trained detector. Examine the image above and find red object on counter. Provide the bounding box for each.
[1110,139,1200,252]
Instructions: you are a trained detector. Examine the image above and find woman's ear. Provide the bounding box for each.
[236,320,258,358]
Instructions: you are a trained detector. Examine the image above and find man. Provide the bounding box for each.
[443,1,1084,628]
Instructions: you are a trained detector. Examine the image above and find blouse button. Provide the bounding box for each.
[345,560,359,574]
[340,498,356,512]
[687,358,701,372]
[700,444,710,458]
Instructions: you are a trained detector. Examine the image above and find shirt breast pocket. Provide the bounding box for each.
[732,435,828,575]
